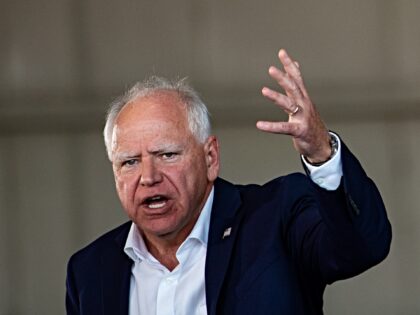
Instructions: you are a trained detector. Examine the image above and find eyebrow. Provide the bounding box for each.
[113,143,184,163]
[150,143,183,154]
[113,152,140,163]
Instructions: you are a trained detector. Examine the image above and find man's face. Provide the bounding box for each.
[111,92,219,242]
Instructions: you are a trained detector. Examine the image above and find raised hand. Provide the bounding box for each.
[256,49,332,164]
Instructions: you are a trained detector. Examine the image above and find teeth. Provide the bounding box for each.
[148,201,166,209]
[144,195,167,209]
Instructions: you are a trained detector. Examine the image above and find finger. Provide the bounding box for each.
[261,87,298,115]
[278,49,309,98]
[278,49,303,84]
[256,121,300,136]
[268,66,305,105]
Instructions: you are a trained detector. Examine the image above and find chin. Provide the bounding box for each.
[141,221,180,238]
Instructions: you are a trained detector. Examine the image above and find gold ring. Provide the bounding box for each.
[289,105,300,116]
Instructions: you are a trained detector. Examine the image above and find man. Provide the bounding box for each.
[66,49,391,314]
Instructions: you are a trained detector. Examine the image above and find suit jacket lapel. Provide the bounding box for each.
[205,178,243,315]
[101,222,133,315]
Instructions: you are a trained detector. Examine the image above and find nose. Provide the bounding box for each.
[139,157,162,186]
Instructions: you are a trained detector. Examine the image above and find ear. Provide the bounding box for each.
[204,136,220,182]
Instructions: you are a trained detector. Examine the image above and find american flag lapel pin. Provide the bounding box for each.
[222,227,232,239]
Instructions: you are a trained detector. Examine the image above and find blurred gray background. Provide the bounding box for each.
[1,0,419,314]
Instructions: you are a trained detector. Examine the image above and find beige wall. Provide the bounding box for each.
[1,0,419,314]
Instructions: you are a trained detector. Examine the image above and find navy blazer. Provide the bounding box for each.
[66,142,391,314]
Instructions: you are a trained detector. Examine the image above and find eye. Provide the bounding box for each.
[122,159,138,167]
[161,152,178,160]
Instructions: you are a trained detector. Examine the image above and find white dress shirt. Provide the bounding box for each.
[124,133,343,315]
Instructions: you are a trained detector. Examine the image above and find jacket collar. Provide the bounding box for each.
[205,178,243,315]
[100,222,133,315]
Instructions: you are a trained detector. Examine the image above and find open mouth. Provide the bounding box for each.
[144,195,168,209]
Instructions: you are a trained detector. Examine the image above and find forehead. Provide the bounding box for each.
[116,91,189,128]
[112,91,193,147]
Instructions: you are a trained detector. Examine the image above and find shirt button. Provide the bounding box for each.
[316,178,324,185]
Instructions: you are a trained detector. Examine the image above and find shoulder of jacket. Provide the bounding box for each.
[68,221,131,264]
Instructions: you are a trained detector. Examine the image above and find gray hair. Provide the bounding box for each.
[103,76,211,161]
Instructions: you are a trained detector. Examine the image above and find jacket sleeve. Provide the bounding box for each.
[287,139,392,284]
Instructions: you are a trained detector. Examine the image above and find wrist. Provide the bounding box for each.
[305,134,339,166]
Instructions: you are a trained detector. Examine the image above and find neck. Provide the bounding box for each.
[141,210,201,271]
[145,239,181,271]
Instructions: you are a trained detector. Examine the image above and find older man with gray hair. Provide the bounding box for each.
[66,49,391,315]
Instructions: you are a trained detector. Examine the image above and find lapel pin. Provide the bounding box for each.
[222,227,232,239]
